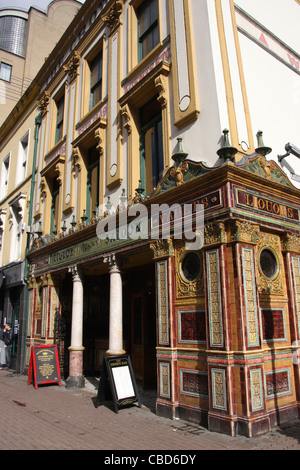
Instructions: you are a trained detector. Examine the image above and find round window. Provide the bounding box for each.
[181,252,201,282]
[259,249,278,279]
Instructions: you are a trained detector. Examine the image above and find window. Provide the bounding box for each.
[0,62,12,82]
[50,177,60,236]
[86,146,100,221]
[16,132,29,185]
[0,154,10,200]
[55,95,64,144]
[259,249,279,280]
[137,0,159,61]
[89,52,103,110]
[140,97,163,195]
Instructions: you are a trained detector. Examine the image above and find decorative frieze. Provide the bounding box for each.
[211,368,227,411]
[265,368,291,399]
[157,260,169,345]
[241,247,260,347]
[206,249,223,347]
[292,256,300,338]
[180,369,208,398]
[250,368,264,411]
[159,362,171,398]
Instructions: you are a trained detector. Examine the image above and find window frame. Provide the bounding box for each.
[0,62,12,82]
[89,51,103,111]
[137,0,159,62]
[55,94,65,145]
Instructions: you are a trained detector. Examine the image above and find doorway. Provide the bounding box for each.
[130,288,156,389]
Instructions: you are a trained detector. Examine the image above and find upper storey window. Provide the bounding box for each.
[55,95,64,145]
[89,51,103,110]
[137,0,159,61]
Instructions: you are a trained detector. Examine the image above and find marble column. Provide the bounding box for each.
[105,254,125,356]
[66,265,85,389]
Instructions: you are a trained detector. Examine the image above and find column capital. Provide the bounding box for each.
[104,254,122,273]
[68,265,83,281]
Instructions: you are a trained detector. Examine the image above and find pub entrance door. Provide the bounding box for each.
[131,289,156,389]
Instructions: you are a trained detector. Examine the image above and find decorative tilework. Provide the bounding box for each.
[211,368,227,411]
[241,247,260,347]
[260,308,287,342]
[159,362,171,398]
[157,260,169,345]
[292,256,300,338]
[206,250,223,347]
[178,309,206,344]
[250,369,264,411]
[265,368,291,399]
[180,369,208,398]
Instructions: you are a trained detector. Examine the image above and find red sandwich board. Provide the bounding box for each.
[28,345,61,389]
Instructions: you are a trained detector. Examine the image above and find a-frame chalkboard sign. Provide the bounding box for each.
[96,355,141,413]
[28,344,61,389]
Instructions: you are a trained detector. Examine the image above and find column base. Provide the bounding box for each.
[65,375,85,389]
[106,349,126,356]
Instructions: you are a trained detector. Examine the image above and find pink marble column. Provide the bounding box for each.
[105,254,126,356]
[66,265,85,389]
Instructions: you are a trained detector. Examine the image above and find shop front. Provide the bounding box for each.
[26,153,300,437]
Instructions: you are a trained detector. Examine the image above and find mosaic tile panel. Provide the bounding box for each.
[159,362,171,398]
[157,260,169,345]
[206,250,223,347]
[292,256,300,338]
[261,308,287,342]
[241,247,260,347]
[265,368,291,399]
[178,309,206,344]
[211,368,227,411]
[250,369,264,411]
[180,369,208,398]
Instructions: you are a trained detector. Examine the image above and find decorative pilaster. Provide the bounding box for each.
[105,255,125,356]
[66,265,85,389]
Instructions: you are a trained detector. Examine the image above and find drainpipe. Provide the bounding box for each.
[22,113,41,372]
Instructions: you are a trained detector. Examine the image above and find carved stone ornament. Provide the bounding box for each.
[38,91,50,117]
[256,232,284,295]
[204,222,226,246]
[282,232,300,254]
[169,162,189,187]
[72,146,83,173]
[150,239,174,260]
[63,51,81,82]
[231,220,260,244]
[103,0,123,32]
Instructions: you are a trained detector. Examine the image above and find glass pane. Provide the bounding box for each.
[0,62,12,82]
[260,249,278,279]
[182,252,201,282]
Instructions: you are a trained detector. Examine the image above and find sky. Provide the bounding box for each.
[0,0,85,12]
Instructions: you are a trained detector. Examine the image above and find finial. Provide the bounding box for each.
[172,137,188,166]
[217,129,238,162]
[255,130,272,157]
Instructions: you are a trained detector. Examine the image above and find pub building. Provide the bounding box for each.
[10,0,300,437]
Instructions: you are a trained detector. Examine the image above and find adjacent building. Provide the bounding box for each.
[0,0,82,125]
[0,0,300,438]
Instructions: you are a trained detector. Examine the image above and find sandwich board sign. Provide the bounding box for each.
[96,355,141,413]
[28,344,61,389]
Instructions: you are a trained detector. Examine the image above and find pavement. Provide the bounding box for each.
[1,369,300,452]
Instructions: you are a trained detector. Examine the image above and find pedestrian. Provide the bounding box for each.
[3,323,13,370]
[0,326,5,368]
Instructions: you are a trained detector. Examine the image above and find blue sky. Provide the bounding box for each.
[0,0,84,12]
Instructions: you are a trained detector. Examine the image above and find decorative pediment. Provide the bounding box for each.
[237,153,294,187]
[151,159,211,197]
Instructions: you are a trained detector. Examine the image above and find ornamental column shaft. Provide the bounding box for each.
[66,265,85,389]
[105,254,125,356]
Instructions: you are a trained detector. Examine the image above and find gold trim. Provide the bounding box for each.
[169,0,200,129]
